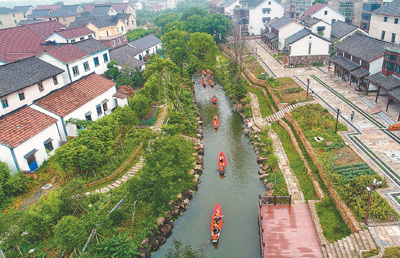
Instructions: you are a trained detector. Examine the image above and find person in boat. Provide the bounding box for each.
[214,213,222,223]
[214,115,218,120]
[213,223,220,235]
[219,155,225,169]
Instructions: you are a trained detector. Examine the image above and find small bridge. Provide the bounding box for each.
[258,195,323,258]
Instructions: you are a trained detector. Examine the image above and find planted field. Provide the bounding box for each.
[333,163,376,182]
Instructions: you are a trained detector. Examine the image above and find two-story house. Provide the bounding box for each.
[366,44,400,116]
[368,0,400,44]
[0,6,34,29]
[47,26,95,43]
[232,0,285,36]
[331,20,367,42]
[300,3,345,25]
[32,73,122,142]
[47,7,81,27]
[129,0,144,10]
[129,34,162,61]
[299,16,331,40]
[263,16,304,51]
[284,28,331,66]
[109,44,146,70]
[328,33,391,91]
[35,5,62,12]
[23,19,66,39]
[39,39,110,84]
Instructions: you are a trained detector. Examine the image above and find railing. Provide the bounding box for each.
[139,105,158,126]
[259,195,292,205]
[258,203,265,257]
[84,142,143,189]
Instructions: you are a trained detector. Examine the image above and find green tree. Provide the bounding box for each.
[143,56,178,78]
[164,20,187,33]
[185,14,204,33]
[54,215,86,252]
[0,161,10,201]
[188,32,218,67]
[181,7,208,21]
[104,60,120,81]
[132,67,146,88]
[129,94,151,118]
[144,75,160,101]
[154,12,181,32]
[162,30,189,76]
[115,65,135,86]
[203,13,232,43]
[97,234,140,257]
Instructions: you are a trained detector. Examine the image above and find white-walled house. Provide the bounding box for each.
[0,57,65,117]
[299,16,331,40]
[129,34,162,61]
[46,26,95,43]
[248,0,284,35]
[109,44,146,70]
[368,0,400,44]
[268,17,304,50]
[39,39,110,83]
[284,28,331,65]
[32,73,121,142]
[0,105,62,173]
[300,3,345,25]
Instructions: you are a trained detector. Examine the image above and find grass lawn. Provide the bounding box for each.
[268,77,313,105]
[271,122,318,201]
[247,86,273,117]
[244,54,265,78]
[316,197,351,242]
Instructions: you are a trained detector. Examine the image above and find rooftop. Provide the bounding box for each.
[331,20,358,40]
[373,0,400,17]
[84,3,131,12]
[270,16,293,30]
[286,28,312,44]
[0,106,58,148]
[302,3,326,17]
[35,5,62,11]
[22,20,66,39]
[300,16,322,27]
[367,72,400,91]
[30,9,52,18]
[13,6,33,12]
[34,73,116,117]
[336,33,390,62]
[129,34,161,51]
[52,26,94,40]
[0,7,15,14]
[109,44,146,68]
[48,7,79,17]
[0,56,64,98]
[90,5,113,16]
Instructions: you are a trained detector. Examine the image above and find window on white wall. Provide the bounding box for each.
[102,99,108,111]
[38,82,44,92]
[19,92,25,101]
[96,104,102,116]
[1,99,8,108]
[94,57,100,67]
[103,53,109,62]
[83,61,90,71]
[44,138,54,152]
[72,66,79,76]
[53,76,58,85]
[88,35,93,39]
[85,112,92,121]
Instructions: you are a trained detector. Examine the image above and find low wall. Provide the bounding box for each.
[287,55,330,66]
[285,112,362,233]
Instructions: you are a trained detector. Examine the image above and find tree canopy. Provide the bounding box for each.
[188,32,218,68]
[162,30,189,75]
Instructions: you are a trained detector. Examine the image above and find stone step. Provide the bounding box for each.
[385,226,400,246]
[375,227,389,247]
[111,182,120,188]
[337,240,348,258]
[354,232,366,251]
[350,234,361,254]
[321,246,328,258]
[341,237,353,258]
[329,243,338,258]
[333,241,343,258]
[364,229,377,250]
[359,230,371,250]
[346,236,357,258]
[368,227,383,247]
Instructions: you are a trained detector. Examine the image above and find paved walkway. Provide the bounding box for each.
[248,38,400,213]
[249,91,305,204]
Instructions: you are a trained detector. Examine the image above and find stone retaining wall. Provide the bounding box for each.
[286,55,330,66]
[285,112,362,233]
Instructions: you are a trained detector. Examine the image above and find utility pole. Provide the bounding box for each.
[306,78,310,100]
[335,108,340,133]
[364,179,382,225]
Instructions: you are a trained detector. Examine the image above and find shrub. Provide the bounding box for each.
[97,234,140,257]
[282,87,302,94]
[384,247,400,258]
[54,215,86,252]
[258,73,269,80]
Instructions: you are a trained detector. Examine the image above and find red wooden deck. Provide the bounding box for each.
[259,204,323,258]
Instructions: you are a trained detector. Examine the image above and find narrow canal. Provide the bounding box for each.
[153,72,265,258]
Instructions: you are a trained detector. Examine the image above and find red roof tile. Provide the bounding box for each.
[302,3,326,17]
[113,92,128,99]
[35,73,116,117]
[35,5,62,11]
[44,44,88,63]
[0,106,57,148]
[211,0,223,5]
[55,26,94,40]
[23,20,66,39]
[0,26,46,63]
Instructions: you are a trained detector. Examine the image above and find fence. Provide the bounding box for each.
[139,106,158,126]
[84,142,143,189]
[259,195,292,205]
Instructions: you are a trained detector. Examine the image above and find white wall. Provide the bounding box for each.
[135,42,162,61]
[310,20,331,40]
[312,6,345,25]
[0,74,64,117]
[370,56,384,75]
[248,0,284,35]
[0,144,18,173]
[223,0,240,15]
[47,32,95,43]
[40,50,110,83]
[288,34,330,56]
[369,14,400,44]
[278,22,304,50]
[13,123,61,172]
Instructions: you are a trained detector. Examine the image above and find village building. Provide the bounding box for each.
[299,16,331,40]
[46,26,95,43]
[129,34,162,61]
[109,44,146,70]
[262,16,304,51]
[368,0,400,44]
[331,20,367,42]
[300,3,345,25]
[0,5,34,29]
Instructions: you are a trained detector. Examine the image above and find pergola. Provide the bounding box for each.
[328,55,370,91]
[366,72,400,120]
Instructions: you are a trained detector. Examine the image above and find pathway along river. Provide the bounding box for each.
[153,72,265,258]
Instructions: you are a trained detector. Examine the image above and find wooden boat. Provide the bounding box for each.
[213,117,219,129]
[218,152,226,173]
[211,204,222,243]
[212,95,217,104]
[201,79,206,88]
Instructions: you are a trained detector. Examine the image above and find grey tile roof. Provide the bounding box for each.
[270,17,292,30]
[0,7,14,14]
[220,0,238,7]
[17,20,43,26]
[13,6,33,12]
[117,13,132,20]
[336,33,390,62]
[90,5,112,16]
[30,9,52,18]
[329,55,360,71]
[300,16,321,27]
[367,72,400,91]
[264,32,277,40]
[129,35,161,51]
[73,39,109,55]
[373,0,400,17]
[49,7,79,17]
[68,14,95,28]
[109,44,146,68]
[331,20,358,40]
[265,17,279,28]
[0,56,64,98]
[62,5,81,11]
[92,15,120,28]
[350,67,370,78]
[286,28,312,44]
